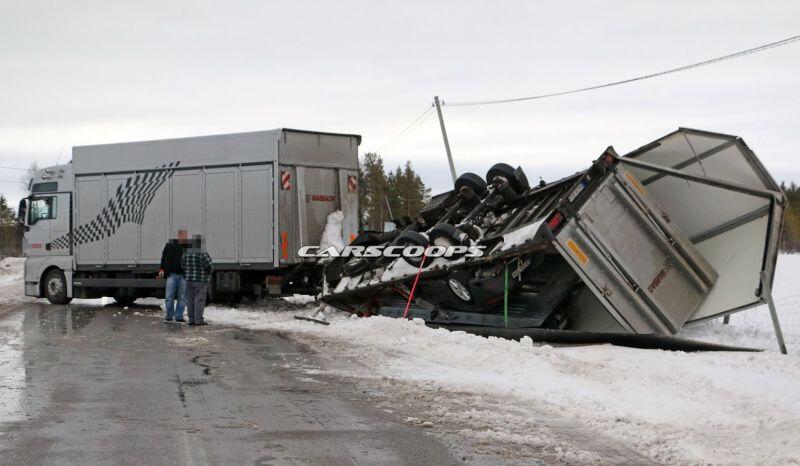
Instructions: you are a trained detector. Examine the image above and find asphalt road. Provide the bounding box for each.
[0,302,463,466]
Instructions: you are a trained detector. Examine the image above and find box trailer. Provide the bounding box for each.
[321,128,786,346]
[20,128,360,304]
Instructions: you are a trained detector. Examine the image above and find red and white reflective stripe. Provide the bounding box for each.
[347,175,358,193]
[281,171,292,190]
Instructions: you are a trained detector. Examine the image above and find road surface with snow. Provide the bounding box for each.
[0,301,469,465]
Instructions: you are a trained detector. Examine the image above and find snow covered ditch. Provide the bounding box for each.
[205,254,800,464]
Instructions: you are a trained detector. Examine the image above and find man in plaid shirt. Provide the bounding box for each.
[181,234,213,326]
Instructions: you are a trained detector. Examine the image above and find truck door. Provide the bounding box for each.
[24,192,70,256]
[49,193,71,255]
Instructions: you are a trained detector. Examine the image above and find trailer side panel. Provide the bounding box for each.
[240,165,274,263]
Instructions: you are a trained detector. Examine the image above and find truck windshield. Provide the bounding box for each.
[31,181,58,193]
[28,197,57,224]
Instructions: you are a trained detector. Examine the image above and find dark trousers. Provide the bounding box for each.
[186,281,208,324]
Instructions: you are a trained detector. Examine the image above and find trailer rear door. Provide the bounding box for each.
[554,168,718,334]
[296,167,339,248]
[620,128,784,322]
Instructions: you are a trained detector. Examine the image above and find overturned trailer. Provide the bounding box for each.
[322,129,786,349]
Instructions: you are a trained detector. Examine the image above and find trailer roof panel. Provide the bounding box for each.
[72,128,361,175]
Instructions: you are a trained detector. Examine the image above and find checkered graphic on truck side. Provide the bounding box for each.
[49,162,180,250]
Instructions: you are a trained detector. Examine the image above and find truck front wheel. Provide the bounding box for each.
[44,269,72,305]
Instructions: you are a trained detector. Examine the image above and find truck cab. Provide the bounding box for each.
[19,164,75,303]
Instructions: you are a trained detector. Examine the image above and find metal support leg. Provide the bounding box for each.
[761,271,787,355]
[321,262,329,297]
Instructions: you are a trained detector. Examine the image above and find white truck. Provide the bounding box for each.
[19,128,360,304]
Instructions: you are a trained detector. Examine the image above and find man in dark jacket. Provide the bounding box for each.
[181,234,213,326]
[158,229,189,322]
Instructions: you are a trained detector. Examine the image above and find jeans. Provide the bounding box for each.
[186,281,208,324]
[164,273,187,319]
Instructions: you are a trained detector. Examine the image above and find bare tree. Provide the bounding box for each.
[20,162,38,193]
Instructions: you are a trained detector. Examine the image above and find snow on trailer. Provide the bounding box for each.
[321,128,786,350]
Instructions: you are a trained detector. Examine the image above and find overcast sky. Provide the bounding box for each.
[1,1,798,207]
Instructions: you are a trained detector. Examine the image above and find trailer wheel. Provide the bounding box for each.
[325,257,346,283]
[44,268,72,305]
[447,270,474,303]
[428,223,469,260]
[486,163,528,193]
[340,231,386,277]
[455,173,488,197]
[342,256,372,277]
[350,231,381,246]
[459,222,482,241]
[394,230,431,267]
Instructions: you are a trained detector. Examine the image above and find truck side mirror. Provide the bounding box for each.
[17,199,27,225]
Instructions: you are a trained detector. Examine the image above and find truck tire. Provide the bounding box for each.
[342,256,372,277]
[394,230,431,267]
[459,222,482,241]
[350,231,381,246]
[447,270,474,304]
[113,272,138,305]
[339,231,391,277]
[113,293,137,306]
[44,268,72,305]
[455,172,488,197]
[486,163,529,193]
[428,223,470,260]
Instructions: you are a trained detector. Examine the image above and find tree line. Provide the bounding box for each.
[0,195,23,257]
[357,152,431,231]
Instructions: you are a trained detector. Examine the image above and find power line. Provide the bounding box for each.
[445,34,800,107]
[0,179,24,184]
[373,105,435,153]
[0,166,28,171]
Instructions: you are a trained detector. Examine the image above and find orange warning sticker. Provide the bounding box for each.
[566,239,589,265]
[623,171,646,196]
[280,231,289,261]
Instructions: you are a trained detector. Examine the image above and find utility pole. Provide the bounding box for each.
[434,96,457,183]
[384,194,394,220]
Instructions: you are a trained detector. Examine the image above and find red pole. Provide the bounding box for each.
[402,252,427,319]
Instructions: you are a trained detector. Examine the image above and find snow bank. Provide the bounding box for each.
[0,257,29,309]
